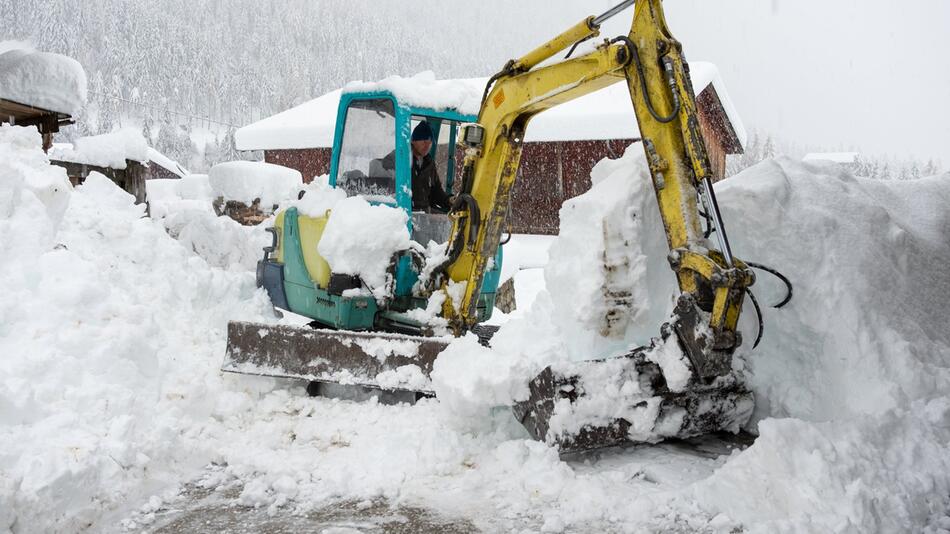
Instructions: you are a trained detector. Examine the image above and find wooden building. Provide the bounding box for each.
[50,146,189,205]
[236,63,745,235]
[0,98,74,151]
[1,47,86,151]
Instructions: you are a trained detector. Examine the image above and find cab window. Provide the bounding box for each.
[409,116,461,193]
[337,98,396,203]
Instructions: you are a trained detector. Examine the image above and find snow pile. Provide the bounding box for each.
[438,145,950,531]
[0,125,275,531]
[284,175,347,218]
[0,41,87,115]
[344,71,484,116]
[208,161,303,209]
[143,174,261,271]
[318,195,410,295]
[177,173,213,200]
[160,209,268,271]
[433,147,678,427]
[49,128,149,169]
[146,174,215,220]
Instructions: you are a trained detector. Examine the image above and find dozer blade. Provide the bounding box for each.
[511,346,754,454]
[222,321,453,394]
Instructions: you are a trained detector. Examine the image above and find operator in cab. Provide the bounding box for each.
[382,121,452,213]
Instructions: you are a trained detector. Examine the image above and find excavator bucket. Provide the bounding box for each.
[222,321,451,395]
[511,348,754,454]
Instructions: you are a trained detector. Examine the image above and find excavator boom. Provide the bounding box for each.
[432,0,756,448]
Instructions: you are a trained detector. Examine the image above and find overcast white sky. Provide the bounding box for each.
[512,0,950,164]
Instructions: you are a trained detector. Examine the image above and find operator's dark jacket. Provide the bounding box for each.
[381,151,452,212]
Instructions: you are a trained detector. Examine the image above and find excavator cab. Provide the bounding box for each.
[328,91,502,313]
[331,94,466,210]
[225,90,503,394]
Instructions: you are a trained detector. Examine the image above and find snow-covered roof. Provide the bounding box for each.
[527,62,746,146]
[0,41,87,116]
[235,89,342,151]
[51,131,188,176]
[49,129,148,170]
[146,147,189,177]
[236,62,745,151]
[802,152,859,164]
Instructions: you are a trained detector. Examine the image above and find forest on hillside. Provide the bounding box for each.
[2,0,555,170]
[2,0,939,177]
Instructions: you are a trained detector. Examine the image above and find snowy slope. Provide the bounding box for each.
[2,124,949,533]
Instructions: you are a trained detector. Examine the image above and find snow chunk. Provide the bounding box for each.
[49,129,149,169]
[644,336,692,393]
[353,337,420,363]
[317,195,409,294]
[177,174,213,200]
[431,333,529,425]
[344,71,484,116]
[0,41,87,115]
[0,125,72,252]
[375,364,429,391]
[539,144,674,362]
[146,174,215,220]
[208,161,303,209]
[284,175,347,218]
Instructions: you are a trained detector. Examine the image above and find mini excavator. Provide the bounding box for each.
[224,0,783,452]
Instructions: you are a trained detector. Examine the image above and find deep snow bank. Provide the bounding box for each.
[693,159,950,532]
[0,126,275,531]
[49,129,149,169]
[438,146,950,531]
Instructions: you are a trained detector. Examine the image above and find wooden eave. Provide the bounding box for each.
[0,98,74,133]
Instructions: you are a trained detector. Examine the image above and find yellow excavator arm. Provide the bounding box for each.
[439,0,755,379]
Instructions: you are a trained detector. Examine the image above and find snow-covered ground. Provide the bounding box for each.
[2,124,950,533]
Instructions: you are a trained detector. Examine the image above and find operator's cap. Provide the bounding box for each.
[411,121,432,141]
